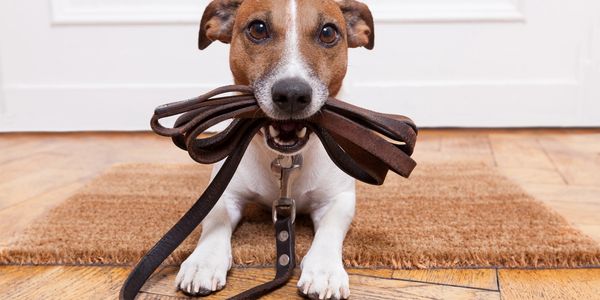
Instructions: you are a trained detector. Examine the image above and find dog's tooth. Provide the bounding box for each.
[269,125,280,137]
[296,127,307,138]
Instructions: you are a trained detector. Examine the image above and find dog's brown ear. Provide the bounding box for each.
[336,0,375,50]
[198,0,243,50]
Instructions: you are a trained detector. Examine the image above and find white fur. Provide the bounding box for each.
[176,0,355,298]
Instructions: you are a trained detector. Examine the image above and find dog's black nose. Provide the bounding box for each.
[271,78,312,115]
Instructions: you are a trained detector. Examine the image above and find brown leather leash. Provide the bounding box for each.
[120,85,417,299]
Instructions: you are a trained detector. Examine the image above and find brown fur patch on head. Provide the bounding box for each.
[228,0,288,86]
[296,0,349,95]
[198,0,375,98]
[198,0,244,50]
[336,0,375,49]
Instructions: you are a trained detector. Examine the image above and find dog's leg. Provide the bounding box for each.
[175,191,242,296]
[298,191,356,300]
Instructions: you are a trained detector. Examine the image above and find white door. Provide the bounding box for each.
[0,0,599,131]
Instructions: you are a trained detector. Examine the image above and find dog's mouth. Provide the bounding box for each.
[263,120,311,154]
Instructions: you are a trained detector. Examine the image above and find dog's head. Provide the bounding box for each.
[199,0,374,154]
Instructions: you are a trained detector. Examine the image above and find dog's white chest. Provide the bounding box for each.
[216,135,354,213]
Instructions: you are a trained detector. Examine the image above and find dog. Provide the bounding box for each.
[175,0,374,299]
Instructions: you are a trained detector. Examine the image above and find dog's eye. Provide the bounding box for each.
[319,24,339,46]
[247,20,269,42]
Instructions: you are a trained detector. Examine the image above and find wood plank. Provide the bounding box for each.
[347,268,394,278]
[520,184,600,205]
[553,133,600,154]
[412,134,442,153]
[0,139,62,165]
[519,184,600,225]
[441,135,493,156]
[0,138,22,150]
[489,134,555,169]
[538,135,600,186]
[0,152,77,183]
[499,269,600,300]
[349,274,499,300]
[0,265,128,299]
[518,183,600,241]
[0,167,88,210]
[138,292,188,299]
[142,266,300,299]
[576,225,600,244]
[392,269,498,291]
[419,134,496,165]
[0,265,500,300]
[0,181,85,247]
[142,266,500,299]
[497,167,566,185]
[542,201,600,227]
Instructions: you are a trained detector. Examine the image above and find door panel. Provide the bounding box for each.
[0,0,598,131]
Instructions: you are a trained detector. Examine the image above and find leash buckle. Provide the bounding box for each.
[271,154,302,223]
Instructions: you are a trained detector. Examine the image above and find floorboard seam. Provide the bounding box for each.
[496,268,503,300]
[353,273,499,293]
[536,137,569,185]
[486,135,499,167]
[140,290,188,299]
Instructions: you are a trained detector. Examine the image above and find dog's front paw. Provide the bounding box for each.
[297,251,350,300]
[175,248,231,296]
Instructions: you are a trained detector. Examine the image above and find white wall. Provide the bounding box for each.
[0,46,5,116]
[0,0,599,131]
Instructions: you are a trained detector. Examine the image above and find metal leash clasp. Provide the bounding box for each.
[270,154,302,223]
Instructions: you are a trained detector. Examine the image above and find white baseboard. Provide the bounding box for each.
[0,84,214,132]
[0,79,594,132]
[343,79,589,127]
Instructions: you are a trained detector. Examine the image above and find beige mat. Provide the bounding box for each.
[1,163,599,268]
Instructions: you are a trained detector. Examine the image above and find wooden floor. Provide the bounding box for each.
[1,129,600,299]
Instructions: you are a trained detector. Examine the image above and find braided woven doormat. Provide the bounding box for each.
[1,163,599,268]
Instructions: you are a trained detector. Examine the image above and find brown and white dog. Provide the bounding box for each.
[175,0,374,299]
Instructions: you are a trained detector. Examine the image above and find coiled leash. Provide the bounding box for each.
[119,85,418,299]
